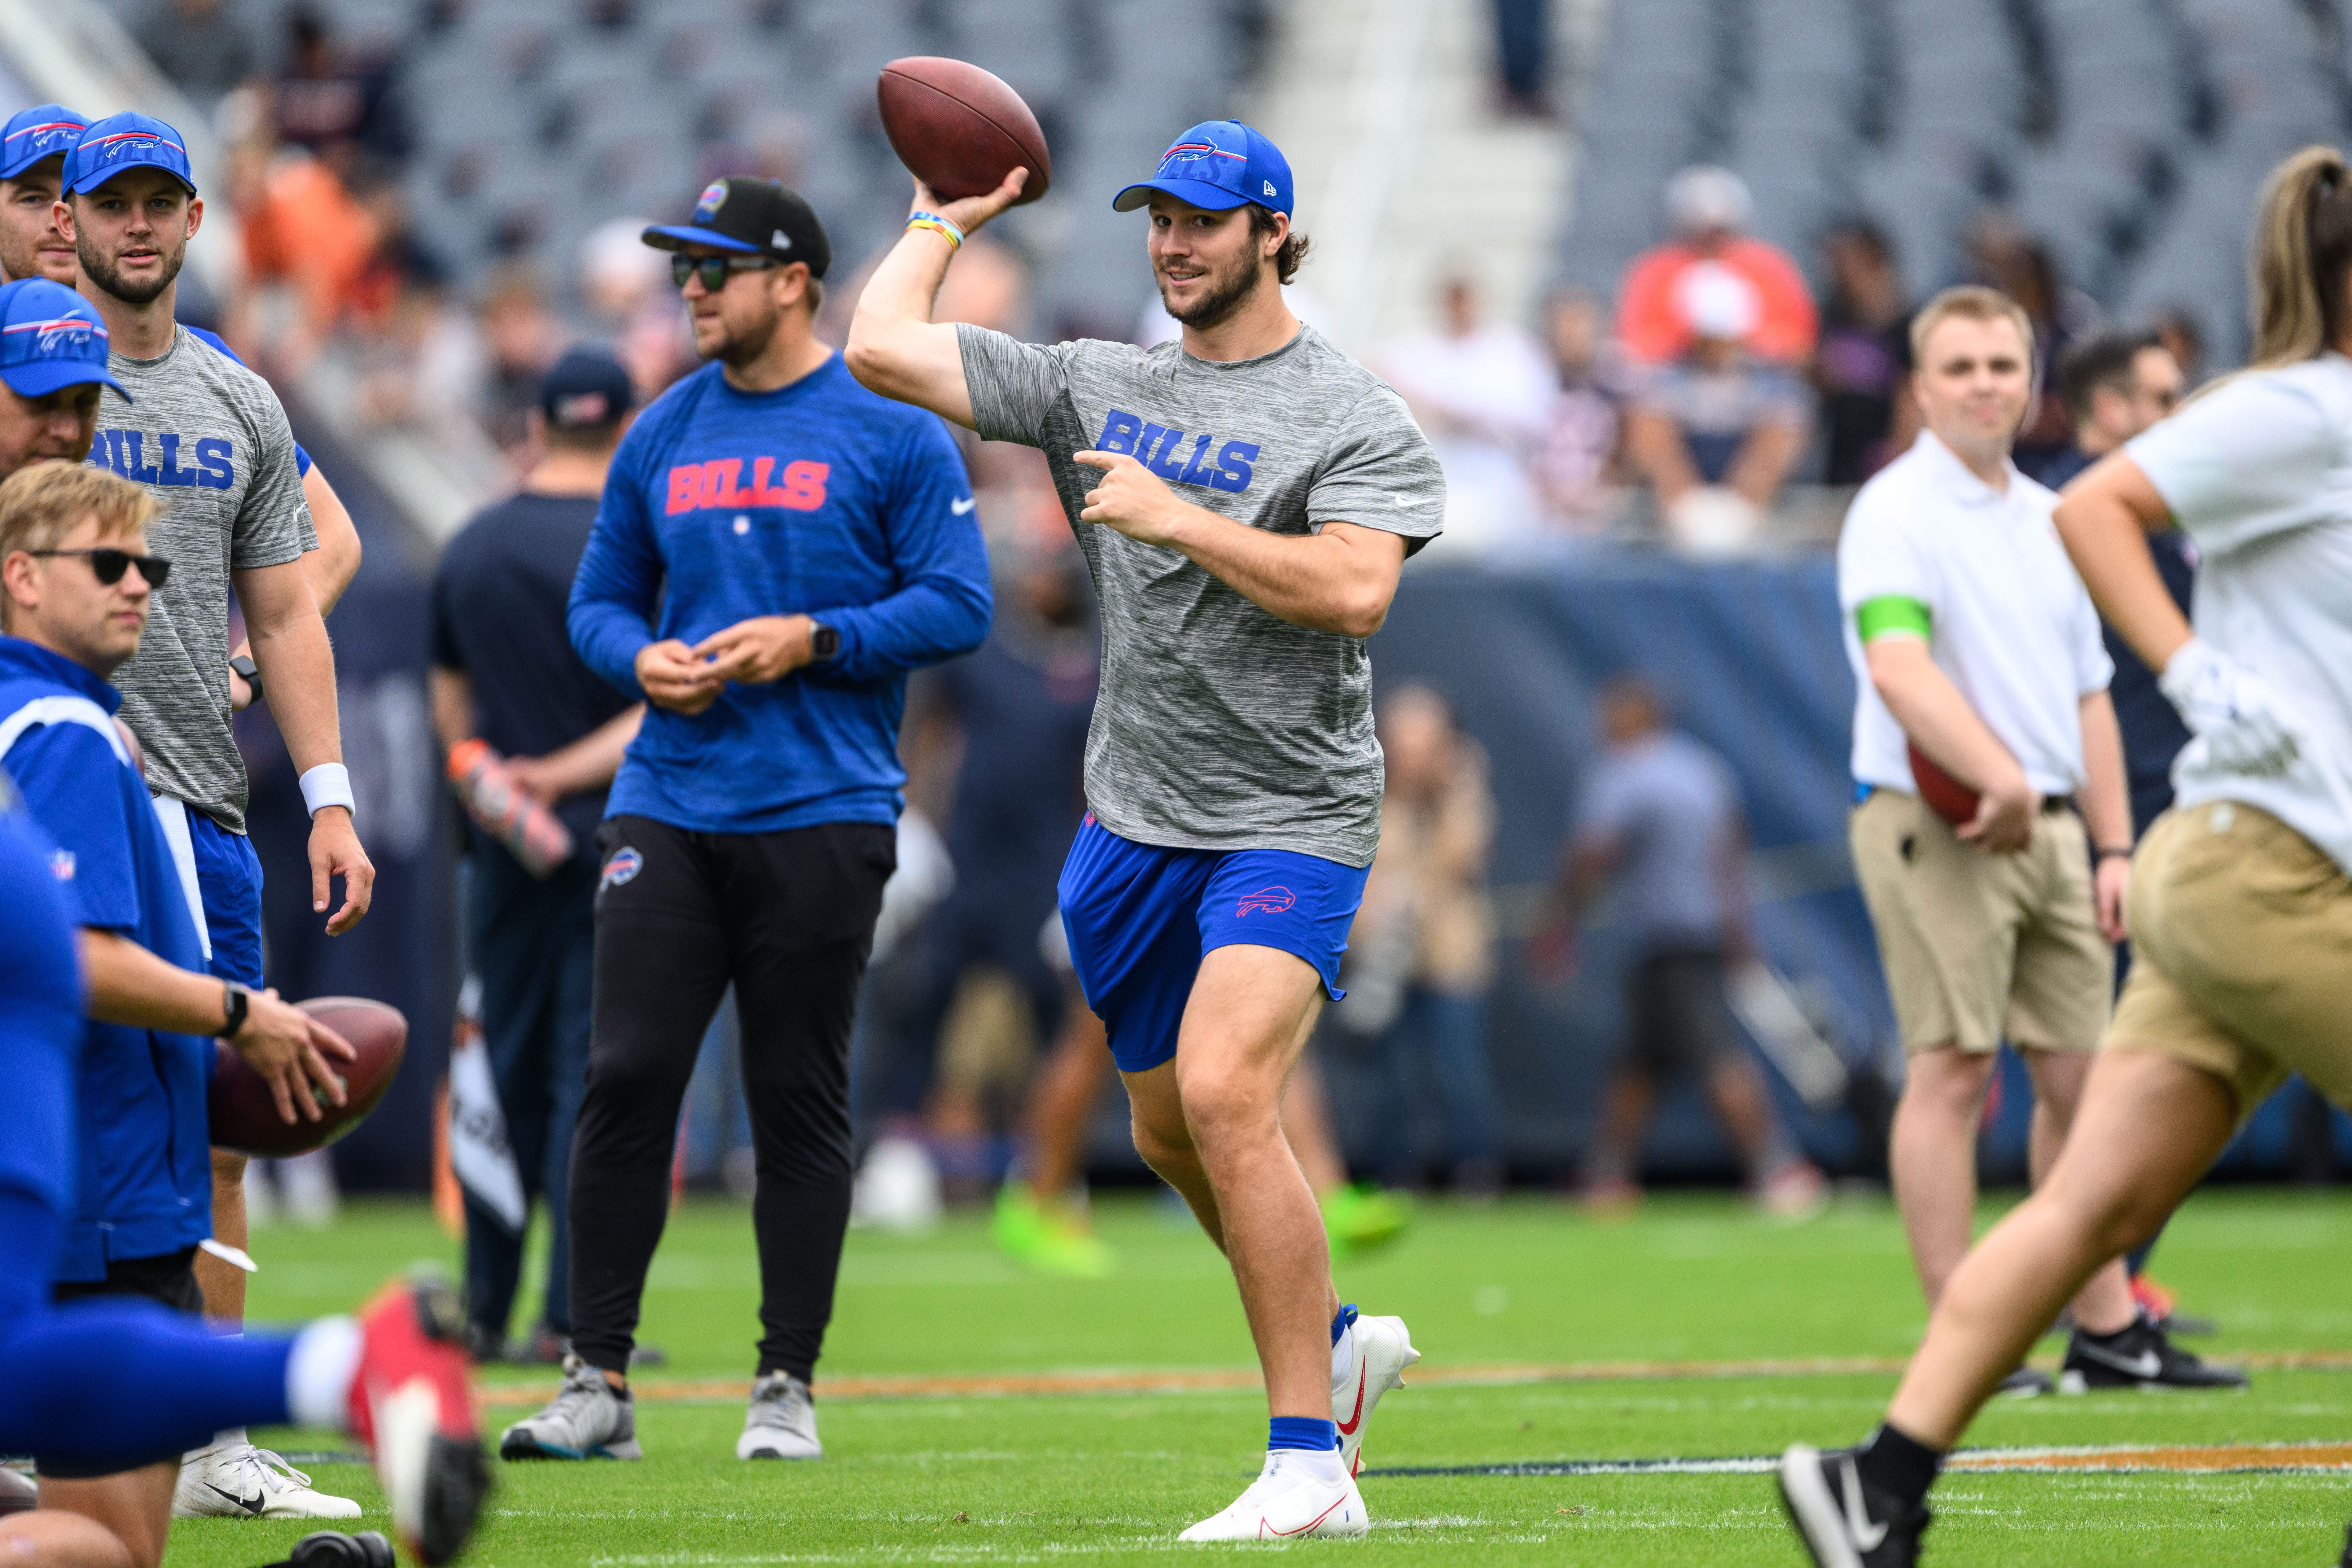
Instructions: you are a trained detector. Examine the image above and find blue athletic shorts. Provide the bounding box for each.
[1056,813,1369,1075]
[187,809,265,988]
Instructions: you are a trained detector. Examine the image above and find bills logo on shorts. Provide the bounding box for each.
[1235,885,1295,917]
[599,846,644,893]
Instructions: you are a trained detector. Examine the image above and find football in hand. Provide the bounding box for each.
[877,56,1051,206]
[209,996,407,1158]
[1908,741,1982,827]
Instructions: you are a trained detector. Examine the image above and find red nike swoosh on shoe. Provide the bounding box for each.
[1263,1494,1350,1537]
[1335,1365,1368,1436]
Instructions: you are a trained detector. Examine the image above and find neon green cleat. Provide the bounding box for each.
[992,1182,1115,1278]
[1320,1183,1413,1259]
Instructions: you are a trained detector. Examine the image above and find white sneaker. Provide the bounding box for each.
[736,1372,821,1460]
[1333,1313,1419,1476]
[173,1436,361,1519]
[1179,1450,1368,1541]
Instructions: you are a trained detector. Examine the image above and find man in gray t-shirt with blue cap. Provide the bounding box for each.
[849,118,1444,1540]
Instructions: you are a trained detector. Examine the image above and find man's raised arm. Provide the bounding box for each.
[844,169,1029,428]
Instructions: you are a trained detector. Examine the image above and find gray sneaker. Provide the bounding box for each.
[500,1354,642,1460]
[736,1372,821,1460]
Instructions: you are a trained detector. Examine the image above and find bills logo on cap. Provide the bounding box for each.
[693,180,728,221]
[30,317,101,354]
[554,391,609,425]
[600,846,643,893]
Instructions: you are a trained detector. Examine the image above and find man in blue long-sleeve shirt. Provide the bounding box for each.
[503,177,988,1467]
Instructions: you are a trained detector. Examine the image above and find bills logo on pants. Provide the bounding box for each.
[1234,886,1295,917]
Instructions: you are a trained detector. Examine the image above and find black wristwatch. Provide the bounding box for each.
[809,620,841,664]
[218,981,251,1040]
[229,653,262,703]
[2094,845,2134,862]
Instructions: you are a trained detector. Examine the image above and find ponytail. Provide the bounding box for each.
[2249,145,2352,367]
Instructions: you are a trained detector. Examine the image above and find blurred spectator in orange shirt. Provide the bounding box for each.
[1616,166,1817,366]
[237,142,379,365]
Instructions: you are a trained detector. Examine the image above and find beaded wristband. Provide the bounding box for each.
[906,212,965,249]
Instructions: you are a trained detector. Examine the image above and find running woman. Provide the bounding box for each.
[847,120,1444,1539]
[58,110,374,1519]
[1780,143,2352,1568]
[499,176,989,1465]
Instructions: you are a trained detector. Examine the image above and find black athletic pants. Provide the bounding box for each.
[568,815,894,1383]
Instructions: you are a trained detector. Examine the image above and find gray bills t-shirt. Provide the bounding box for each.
[957,322,1445,867]
[96,326,315,832]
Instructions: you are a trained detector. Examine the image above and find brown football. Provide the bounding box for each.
[1908,741,1982,828]
[877,56,1051,206]
[209,996,407,1159]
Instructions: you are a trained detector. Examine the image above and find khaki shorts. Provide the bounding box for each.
[2108,800,2352,1122]
[1850,788,2110,1056]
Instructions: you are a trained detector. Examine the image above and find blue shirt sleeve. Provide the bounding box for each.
[817,415,993,683]
[6,726,142,933]
[567,426,664,702]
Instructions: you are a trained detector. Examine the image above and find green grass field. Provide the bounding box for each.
[159,1186,2351,1566]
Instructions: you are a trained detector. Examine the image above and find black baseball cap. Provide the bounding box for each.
[538,342,634,429]
[643,177,831,278]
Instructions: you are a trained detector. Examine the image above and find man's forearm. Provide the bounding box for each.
[305,467,362,615]
[250,609,344,771]
[81,929,230,1035]
[2078,691,2132,849]
[1869,640,2025,793]
[1158,509,1399,638]
[844,229,973,426]
[533,705,644,796]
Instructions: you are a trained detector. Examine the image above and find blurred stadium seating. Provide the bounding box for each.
[1558,0,2352,363]
[87,0,1266,332]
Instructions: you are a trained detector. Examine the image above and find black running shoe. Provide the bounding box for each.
[1995,1365,2053,1398]
[2059,1316,2249,1391]
[1777,1444,1929,1567]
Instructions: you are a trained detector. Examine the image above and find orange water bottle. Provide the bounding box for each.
[447,738,574,878]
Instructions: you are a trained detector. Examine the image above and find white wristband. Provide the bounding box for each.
[299,762,356,818]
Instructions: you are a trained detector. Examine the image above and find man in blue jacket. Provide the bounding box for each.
[501,177,989,1465]
[0,457,491,1566]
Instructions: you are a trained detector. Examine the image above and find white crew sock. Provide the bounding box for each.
[1330,1320,1355,1387]
[286,1316,364,1431]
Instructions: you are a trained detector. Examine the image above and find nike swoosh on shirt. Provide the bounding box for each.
[950,497,977,515]
[205,1483,267,1516]
[2075,1343,2164,1379]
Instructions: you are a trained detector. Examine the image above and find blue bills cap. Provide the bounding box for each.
[1113,120,1292,217]
[0,106,91,182]
[0,279,128,401]
[65,112,196,197]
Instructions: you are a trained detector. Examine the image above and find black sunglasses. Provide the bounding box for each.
[27,546,171,589]
[672,252,780,291]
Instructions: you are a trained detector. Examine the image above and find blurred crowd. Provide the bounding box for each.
[1377,162,2212,556]
[147,2,2212,548]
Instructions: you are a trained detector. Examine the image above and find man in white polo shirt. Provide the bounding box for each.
[1837,285,2239,1395]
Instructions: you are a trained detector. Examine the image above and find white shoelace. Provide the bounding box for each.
[230,1444,317,1496]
